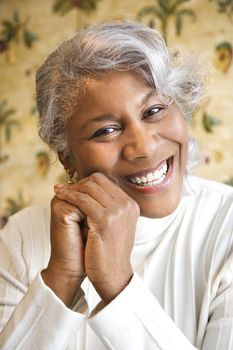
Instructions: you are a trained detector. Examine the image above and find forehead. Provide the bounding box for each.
[67,71,157,129]
[85,70,150,88]
[79,70,155,106]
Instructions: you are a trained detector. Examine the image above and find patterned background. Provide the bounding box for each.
[0,0,233,227]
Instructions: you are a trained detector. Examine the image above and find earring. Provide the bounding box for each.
[67,169,74,184]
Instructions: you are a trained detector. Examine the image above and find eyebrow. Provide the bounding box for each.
[80,113,116,131]
[141,89,157,105]
[80,89,157,131]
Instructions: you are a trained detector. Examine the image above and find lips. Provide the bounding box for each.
[120,156,173,195]
[122,157,172,186]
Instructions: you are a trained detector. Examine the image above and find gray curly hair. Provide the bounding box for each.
[36,21,204,162]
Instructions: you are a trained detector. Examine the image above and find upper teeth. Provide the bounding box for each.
[129,161,168,185]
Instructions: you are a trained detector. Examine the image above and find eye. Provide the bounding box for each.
[92,126,121,138]
[143,105,165,119]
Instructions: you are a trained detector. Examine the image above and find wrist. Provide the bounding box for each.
[94,272,133,305]
[41,266,85,307]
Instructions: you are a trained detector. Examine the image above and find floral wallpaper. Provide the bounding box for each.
[0,0,233,226]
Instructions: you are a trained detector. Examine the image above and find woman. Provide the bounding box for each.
[0,21,233,349]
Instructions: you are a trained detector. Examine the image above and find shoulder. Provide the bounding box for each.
[7,203,51,231]
[183,175,233,269]
[186,175,233,195]
[184,175,233,212]
[183,175,233,229]
[1,203,51,244]
[0,204,51,281]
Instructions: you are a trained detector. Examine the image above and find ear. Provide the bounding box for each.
[58,152,75,176]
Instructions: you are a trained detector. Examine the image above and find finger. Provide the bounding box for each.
[56,174,120,208]
[72,179,116,208]
[87,172,133,203]
[89,174,140,215]
[54,187,104,221]
[74,172,130,203]
[52,195,86,223]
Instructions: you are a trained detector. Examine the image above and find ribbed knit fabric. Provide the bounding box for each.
[0,176,233,349]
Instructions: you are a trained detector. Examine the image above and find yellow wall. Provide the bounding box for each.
[0,0,233,223]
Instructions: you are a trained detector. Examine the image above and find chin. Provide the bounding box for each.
[139,192,181,218]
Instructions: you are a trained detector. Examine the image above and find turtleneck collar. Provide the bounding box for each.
[134,191,188,245]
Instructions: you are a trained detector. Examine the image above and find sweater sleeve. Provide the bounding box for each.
[88,273,197,350]
[0,210,88,350]
[88,265,233,350]
[200,253,233,350]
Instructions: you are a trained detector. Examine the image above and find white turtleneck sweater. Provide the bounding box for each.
[0,176,233,350]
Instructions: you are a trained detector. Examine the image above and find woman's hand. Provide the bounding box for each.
[54,172,140,304]
[41,191,86,307]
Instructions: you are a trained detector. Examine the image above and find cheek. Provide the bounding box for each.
[162,113,188,146]
[171,117,189,171]
[72,144,119,178]
[172,118,189,166]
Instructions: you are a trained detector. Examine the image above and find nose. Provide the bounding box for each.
[122,123,157,161]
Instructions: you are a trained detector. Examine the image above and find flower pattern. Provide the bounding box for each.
[0,0,232,227]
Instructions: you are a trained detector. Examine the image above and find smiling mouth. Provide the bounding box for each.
[122,157,173,187]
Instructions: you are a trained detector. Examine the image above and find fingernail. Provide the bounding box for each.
[54,184,64,191]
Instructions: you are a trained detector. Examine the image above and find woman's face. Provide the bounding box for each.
[66,71,189,218]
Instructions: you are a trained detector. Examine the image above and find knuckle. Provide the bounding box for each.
[51,196,61,210]
[77,191,89,201]
[126,198,140,215]
[91,172,104,181]
[103,213,114,227]
[108,206,124,222]
[117,206,126,217]
[79,182,92,192]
